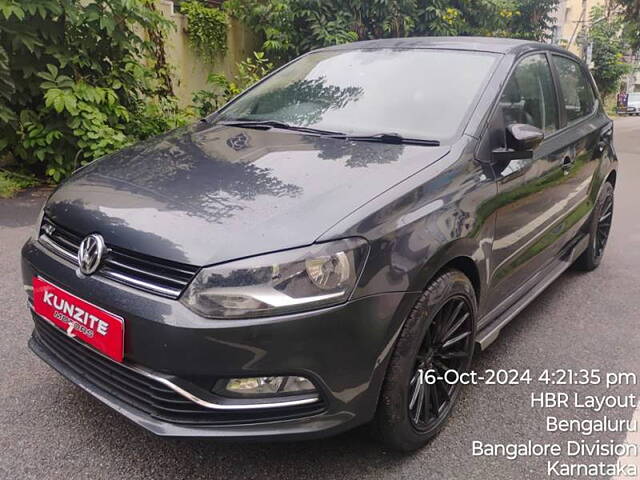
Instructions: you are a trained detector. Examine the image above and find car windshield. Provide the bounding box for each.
[216,49,498,143]
[629,93,640,102]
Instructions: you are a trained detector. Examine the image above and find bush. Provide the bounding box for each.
[224,0,560,65]
[180,1,229,64]
[128,97,196,140]
[0,44,13,125]
[0,0,192,182]
[0,170,38,198]
[193,52,274,116]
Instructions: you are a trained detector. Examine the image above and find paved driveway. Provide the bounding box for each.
[1,117,639,479]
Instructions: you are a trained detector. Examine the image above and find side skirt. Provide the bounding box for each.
[476,234,589,350]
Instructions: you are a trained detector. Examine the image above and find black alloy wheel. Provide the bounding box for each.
[374,269,477,451]
[408,297,474,430]
[575,181,614,271]
[594,193,613,259]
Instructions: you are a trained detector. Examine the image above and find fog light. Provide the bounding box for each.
[225,376,315,396]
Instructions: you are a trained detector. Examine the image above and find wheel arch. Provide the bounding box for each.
[410,238,488,309]
[368,241,487,423]
[440,256,481,301]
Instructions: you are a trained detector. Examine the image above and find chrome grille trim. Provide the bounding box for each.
[100,268,181,297]
[38,217,198,299]
[39,233,78,264]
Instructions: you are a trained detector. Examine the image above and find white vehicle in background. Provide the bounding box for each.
[625,92,640,116]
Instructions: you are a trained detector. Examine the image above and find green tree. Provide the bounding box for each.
[614,0,640,51]
[225,0,559,65]
[506,0,559,41]
[0,44,13,127]
[0,0,190,182]
[580,5,632,96]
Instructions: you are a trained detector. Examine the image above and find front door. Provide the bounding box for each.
[484,52,574,315]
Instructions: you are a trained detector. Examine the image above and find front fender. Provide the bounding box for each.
[318,137,497,313]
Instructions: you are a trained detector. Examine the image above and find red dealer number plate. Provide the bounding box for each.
[33,277,124,362]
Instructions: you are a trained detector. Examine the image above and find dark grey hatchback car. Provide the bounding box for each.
[22,37,617,451]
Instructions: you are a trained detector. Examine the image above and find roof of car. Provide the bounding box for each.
[320,36,572,56]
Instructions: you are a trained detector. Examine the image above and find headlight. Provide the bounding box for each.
[181,238,369,318]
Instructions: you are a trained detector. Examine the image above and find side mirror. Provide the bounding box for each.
[507,123,544,151]
[492,123,544,163]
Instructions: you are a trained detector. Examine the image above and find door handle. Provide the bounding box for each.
[562,157,574,174]
[597,141,607,153]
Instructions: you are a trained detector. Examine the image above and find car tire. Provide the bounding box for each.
[575,181,614,271]
[373,269,477,451]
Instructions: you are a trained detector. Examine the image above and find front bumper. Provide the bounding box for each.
[22,239,417,439]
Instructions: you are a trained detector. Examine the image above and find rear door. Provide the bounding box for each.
[549,53,611,241]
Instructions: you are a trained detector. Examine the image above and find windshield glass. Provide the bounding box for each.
[216,49,498,142]
[629,93,640,102]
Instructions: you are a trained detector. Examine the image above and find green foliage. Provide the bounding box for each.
[180,1,228,64]
[224,0,302,64]
[614,0,640,51]
[412,0,521,38]
[224,0,417,63]
[225,0,559,65]
[129,97,196,140]
[0,45,13,124]
[193,52,274,116]
[0,170,38,198]
[236,52,274,88]
[580,5,632,96]
[193,74,236,117]
[0,0,193,182]
[490,0,559,41]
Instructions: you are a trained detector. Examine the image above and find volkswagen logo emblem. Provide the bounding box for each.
[226,132,250,151]
[77,234,106,275]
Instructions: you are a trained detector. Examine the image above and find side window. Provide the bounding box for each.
[499,54,558,135]
[553,55,595,123]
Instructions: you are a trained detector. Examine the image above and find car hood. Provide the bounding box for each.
[45,122,450,266]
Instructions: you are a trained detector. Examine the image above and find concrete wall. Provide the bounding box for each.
[157,1,260,106]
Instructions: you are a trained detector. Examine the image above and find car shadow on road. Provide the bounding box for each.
[43,381,414,476]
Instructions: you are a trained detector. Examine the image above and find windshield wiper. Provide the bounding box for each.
[345,133,440,146]
[218,119,345,137]
[218,121,440,146]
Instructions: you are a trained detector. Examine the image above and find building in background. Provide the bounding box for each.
[551,0,639,93]
[550,0,605,58]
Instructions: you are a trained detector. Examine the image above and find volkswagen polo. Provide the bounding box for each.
[22,37,617,451]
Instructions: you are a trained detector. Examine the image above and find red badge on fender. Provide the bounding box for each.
[33,277,124,362]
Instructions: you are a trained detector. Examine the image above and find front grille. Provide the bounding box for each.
[33,317,325,426]
[38,216,199,299]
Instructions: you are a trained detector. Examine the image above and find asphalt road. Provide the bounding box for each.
[1,117,639,480]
